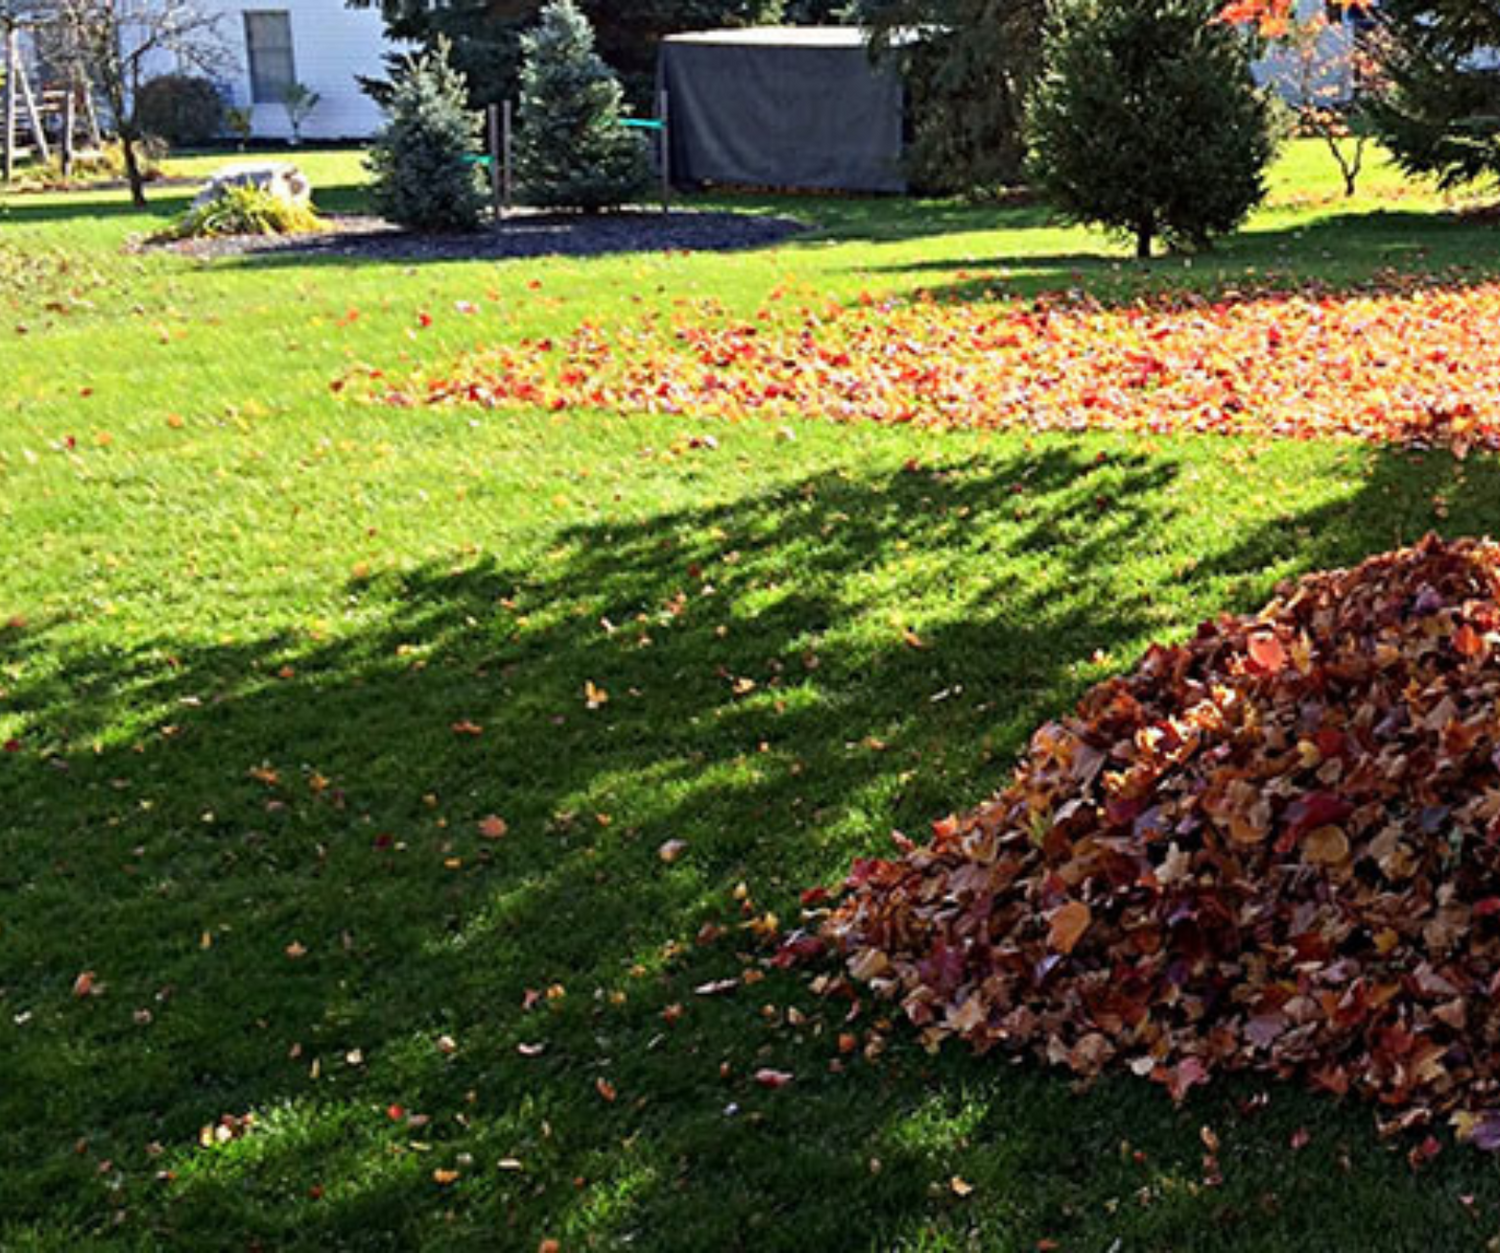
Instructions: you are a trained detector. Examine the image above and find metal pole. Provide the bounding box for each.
[502,99,514,216]
[487,103,502,222]
[659,89,670,215]
[3,26,17,184]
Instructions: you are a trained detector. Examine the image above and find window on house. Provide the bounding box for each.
[244,12,296,104]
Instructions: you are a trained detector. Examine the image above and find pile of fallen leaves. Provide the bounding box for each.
[817,536,1500,1147]
[363,279,1500,450]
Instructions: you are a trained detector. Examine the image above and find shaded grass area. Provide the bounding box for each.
[5,428,1500,1250]
[4,144,1500,1250]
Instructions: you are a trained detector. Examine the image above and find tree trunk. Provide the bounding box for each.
[120,131,147,207]
[1135,225,1153,260]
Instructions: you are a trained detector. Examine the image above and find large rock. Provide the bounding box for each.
[192,162,312,210]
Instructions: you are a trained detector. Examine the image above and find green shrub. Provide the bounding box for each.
[366,39,487,232]
[861,0,1046,196]
[1025,0,1276,257]
[226,107,254,150]
[514,0,650,212]
[158,185,323,241]
[136,75,226,148]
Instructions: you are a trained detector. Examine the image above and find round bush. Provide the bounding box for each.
[136,76,227,149]
[1025,0,1276,258]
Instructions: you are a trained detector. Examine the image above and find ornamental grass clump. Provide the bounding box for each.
[158,185,322,240]
[812,535,1500,1149]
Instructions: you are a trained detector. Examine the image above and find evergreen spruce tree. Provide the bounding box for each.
[858,0,1047,194]
[1025,0,1275,258]
[514,0,651,211]
[1367,0,1500,190]
[367,40,487,232]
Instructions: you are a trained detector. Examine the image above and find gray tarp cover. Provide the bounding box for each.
[657,28,905,194]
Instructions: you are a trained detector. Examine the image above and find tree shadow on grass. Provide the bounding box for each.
[6,442,1500,1249]
[853,210,1500,305]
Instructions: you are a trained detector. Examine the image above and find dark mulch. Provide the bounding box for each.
[145,209,807,263]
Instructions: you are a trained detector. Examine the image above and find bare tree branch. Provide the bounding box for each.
[28,0,230,204]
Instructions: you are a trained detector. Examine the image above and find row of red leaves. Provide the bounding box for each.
[365,280,1500,451]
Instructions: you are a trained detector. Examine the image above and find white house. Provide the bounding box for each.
[197,0,401,140]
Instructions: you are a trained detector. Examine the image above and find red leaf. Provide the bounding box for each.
[1248,631,1286,673]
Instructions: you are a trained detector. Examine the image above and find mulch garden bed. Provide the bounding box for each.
[143,209,806,263]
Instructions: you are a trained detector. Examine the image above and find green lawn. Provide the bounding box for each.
[3,145,1500,1251]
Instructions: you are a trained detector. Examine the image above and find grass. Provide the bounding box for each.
[3,143,1500,1251]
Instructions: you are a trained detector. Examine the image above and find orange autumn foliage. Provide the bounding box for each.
[364,280,1500,452]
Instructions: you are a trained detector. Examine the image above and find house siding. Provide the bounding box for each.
[170,0,402,139]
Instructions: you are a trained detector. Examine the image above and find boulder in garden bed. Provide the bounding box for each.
[192,162,312,210]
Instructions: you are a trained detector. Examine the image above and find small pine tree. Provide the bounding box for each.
[514,0,651,212]
[1025,0,1275,258]
[367,40,487,232]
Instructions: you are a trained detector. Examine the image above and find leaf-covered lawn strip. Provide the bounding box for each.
[373,276,1500,449]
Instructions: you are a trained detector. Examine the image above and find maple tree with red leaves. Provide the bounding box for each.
[814,536,1500,1150]
[1217,0,1370,40]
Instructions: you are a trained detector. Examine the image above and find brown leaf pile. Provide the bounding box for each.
[821,535,1500,1147]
